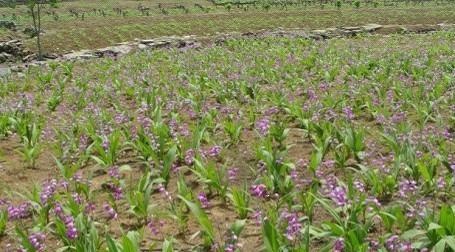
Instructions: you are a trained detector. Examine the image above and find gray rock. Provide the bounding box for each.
[362,24,383,32]
[0,65,11,77]
[10,65,24,73]
[148,41,171,49]
[94,45,133,57]
[0,52,11,63]
[62,50,95,60]
[22,54,36,62]
[140,39,155,44]
[342,26,362,31]
[137,43,148,50]
[311,29,329,38]
[340,29,361,36]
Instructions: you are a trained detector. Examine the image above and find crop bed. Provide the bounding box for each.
[0,31,454,251]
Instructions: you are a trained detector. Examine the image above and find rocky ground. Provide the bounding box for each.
[1,22,454,75]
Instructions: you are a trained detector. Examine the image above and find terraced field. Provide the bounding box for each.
[0,0,455,54]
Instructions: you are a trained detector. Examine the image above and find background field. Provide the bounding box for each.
[1,0,455,54]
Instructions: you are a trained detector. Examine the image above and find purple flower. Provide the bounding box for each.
[365,196,381,211]
[280,210,302,241]
[323,159,336,169]
[85,202,96,214]
[333,238,344,252]
[252,210,262,225]
[108,167,120,179]
[114,113,128,124]
[197,192,209,209]
[354,180,365,193]
[398,179,417,198]
[290,169,298,180]
[400,241,412,252]
[39,179,58,205]
[391,112,406,124]
[256,118,271,136]
[79,134,89,151]
[72,193,82,205]
[368,239,380,251]
[169,119,178,138]
[385,235,400,252]
[63,215,78,240]
[329,186,348,207]
[228,168,239,181]
[207,145,222,157]
[28,232,46,251]
[307,88,318,101]
[179,123,190,137]
[106,181,123,201]
[103,203,118,220]
[385,238,412,252]
[386,90,394,102]
[53,202,64,218]
[250,184,267,198]
[147,220,164,236]
[158,184,172,201]
[257,160,267,173]
[7,202,31,220]
[437,177,446,190]
[102,137,110,151]
[71,172,83,183]
[343,107,354,120]
[224,231,241,252]
[375,114,386,124]
[265,106,279,116]
[185,149,195,165]
[60,180,69,190]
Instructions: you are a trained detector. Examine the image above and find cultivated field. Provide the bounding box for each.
[0,30,454,251]
[0,0,455,252]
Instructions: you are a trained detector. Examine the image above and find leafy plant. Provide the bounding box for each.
[91,130,123,167]
[178,196,215,248]
[16,123,41,168]
[228,186,251,219]
[0,210,7,236]
[127,172,159,224]
[192,159,229,203]
[106,231,142,252]
[402,205,455,251]
[223,118,243,146]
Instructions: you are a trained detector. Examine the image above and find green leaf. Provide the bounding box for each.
[443,236,455,251]
[231,219,246,236]
[162,238,174,252]
[401,229,426,240]
[312,193,342,225]
[121,234,138,252]
[178,196,214,243]
[417,163,431,182]
[262,219,280,252]
[106,234,119,252]
[439,205,455,234]
[434,239,447,252]
[428,223,444,231]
